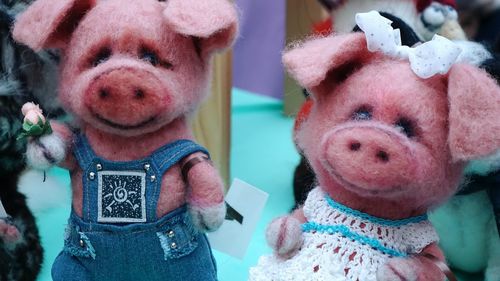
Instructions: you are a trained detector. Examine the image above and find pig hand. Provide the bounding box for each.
[184,155,226,232]
[266,216,303,259]
[26,133,66,170]
[0,219,20,244]
[377,256,446,281]
[188,201,226,233]
[20,103,66,170]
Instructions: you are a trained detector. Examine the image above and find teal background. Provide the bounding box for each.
[33,89,482,280]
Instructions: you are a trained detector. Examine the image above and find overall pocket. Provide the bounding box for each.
[156,213,199,260]
[63,225,96,260]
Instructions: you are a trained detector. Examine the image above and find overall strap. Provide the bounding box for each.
[73,134,96,169]
[151,139,209,175]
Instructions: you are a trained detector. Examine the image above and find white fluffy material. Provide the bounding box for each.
[189,201,226,232]
[26,134,65,170]
[18,169,70,213]
[455,40,494,67]
[421,4,446,26]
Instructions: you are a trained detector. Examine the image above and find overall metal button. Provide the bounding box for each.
[144,163,151,171]
[167,230,175,238]
[96,163,103,171]
[79,239,85,248]
[150,175,156,182]
[89,172,96,180]
[170,242,177,249]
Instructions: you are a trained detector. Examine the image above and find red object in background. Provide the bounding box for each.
[294,98,314,133]
[414,0,456,12]
[313,18,333,36]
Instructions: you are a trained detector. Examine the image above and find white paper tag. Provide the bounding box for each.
[0,198,8,219]
[207,178,268,260]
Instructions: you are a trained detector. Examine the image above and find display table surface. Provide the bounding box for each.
[30,88,481,281]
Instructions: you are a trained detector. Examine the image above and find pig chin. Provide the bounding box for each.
[322,161,408,198]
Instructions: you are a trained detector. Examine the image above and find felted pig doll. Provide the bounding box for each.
[12,0,237,280]
[250,12,500,281]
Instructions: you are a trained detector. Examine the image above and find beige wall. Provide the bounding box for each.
[192,52,232,187]
[284,0,327,116]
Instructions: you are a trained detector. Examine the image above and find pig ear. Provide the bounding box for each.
[163,0,238,56]
[282,33,373,96]
[12,0,94,51]
[448,63,500,162]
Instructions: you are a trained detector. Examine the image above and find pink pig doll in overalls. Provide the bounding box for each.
[12,0,238,280]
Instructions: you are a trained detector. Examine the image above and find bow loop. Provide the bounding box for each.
[355,11,462,79]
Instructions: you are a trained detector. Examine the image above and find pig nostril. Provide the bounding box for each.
[349,142,361,151]
[135,89,145,99]
[376,150,390,163]
[99,89,109,99]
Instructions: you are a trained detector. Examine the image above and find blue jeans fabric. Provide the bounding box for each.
[52,207,217,281]
[52,134,217,281]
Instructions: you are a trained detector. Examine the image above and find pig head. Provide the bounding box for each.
[12,0,238,137]
[284,32,500,211]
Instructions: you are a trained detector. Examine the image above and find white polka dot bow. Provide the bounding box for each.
[355,11,462,79]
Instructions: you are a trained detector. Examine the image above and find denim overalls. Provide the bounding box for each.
[52,134,218,281]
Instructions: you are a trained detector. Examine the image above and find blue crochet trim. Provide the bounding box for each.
[302,222,407,258]
[324,195,428,226]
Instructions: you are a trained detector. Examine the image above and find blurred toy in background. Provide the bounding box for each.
[13,0,237,280]
[428,38,500,281]
[251,11,500,281]
[0,0,63,279]
[456,0,500,43]
[322,0,466,40]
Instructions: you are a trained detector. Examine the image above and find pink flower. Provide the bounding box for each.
[21,102,46,124]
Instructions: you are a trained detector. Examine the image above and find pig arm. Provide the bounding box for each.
[266,207,307,259]
[377,243,449,281]
[26,120,76,171]
[182,152,226,232]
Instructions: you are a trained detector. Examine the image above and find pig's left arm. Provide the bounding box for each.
[182,152,226,232]
[377,243,451,281]
[26,121,77,171]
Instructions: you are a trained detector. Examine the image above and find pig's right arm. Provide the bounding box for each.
[265,207,306,259]
[26,121,76,171]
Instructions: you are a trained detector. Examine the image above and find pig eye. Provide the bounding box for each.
[352,106,372,121]
[395,117,416,138]
[91,47,112,67]
[140,48,173,69]
[140,49,159,66]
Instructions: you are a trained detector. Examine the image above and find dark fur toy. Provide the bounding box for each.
[0,0,61,280]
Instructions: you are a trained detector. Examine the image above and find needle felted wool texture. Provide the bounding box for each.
[250,32,500,281]
[12,0,238,280]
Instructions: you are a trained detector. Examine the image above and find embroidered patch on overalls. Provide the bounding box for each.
[97,171,147,223]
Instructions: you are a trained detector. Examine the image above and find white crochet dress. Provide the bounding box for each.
[249,187,439,281]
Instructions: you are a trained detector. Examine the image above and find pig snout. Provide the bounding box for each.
[85,68,168,128]
[322,125,416,194]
